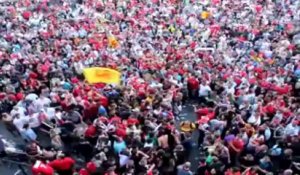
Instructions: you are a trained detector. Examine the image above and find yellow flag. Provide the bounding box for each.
[169,26,176,33]
[83,67,121,84]
[201,11,210,19]
[108,36,119,48]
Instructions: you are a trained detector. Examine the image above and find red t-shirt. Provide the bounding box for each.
[73,87,82,97]
[197,116,210,125]
[274,85,290,95]
[196,108,210,117]
[225,169,241,175]
[207,112,215,120]
[188,77,199,90]
[234,77,242,85]
[22,11,32,20]
[110,116,122,124]
[232,138,244,152]
[283,110,293,118]
[260,81,271,89]
[85,125,97,138]
[83,104,98,120]
[99,95,109,107]
[79,168,89,175]
[48,157,75,171]
[263,104,276,114]
[127,117,139,125]
[116,128,127,138]
[86,162,97,173]
[32,161,54,175]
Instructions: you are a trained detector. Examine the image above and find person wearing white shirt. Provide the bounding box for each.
[74,61,85,75]
[13,114,29,132]
[35,96,51,109]
[284,120,299,137]
[199,82,211,97]
[225,81,236,95]
[28,113,41,128]
[198,81,211,105]
[247,112,261,126]
[10,106,26,118]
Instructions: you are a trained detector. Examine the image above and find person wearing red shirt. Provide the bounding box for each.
[86,161,97,174]
[225,168,241,175]
[263,103,277,116]
[274,85,290,95]
[194,106,214,120]
[127,117,139,126]
[48,155,75,175]
[83,102,99,121]
[79,168,89,175]
[85,124,97,138]
[115,123,127,138]
[110,115,122,124]
[99,95,109,107]
[228,134,244,166]
[242,168,258,175]
[32,160,54,175]
[187,76,199,98]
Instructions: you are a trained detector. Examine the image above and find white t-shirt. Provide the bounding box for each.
[119,154,130,167]
[199,84,211,97]
[10,107,27,117]
[13,117,29,132]
[35,97,51,108]
[28,113,41,128]
[285,123,299,136]
[247,115,261,126]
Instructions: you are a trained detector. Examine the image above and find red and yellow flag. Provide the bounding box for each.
[83,67,121,84]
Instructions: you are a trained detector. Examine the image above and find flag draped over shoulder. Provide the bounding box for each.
[83,67,121,84]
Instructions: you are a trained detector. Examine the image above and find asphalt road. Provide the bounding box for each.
[0,122,31,175]
[177,103,201,172]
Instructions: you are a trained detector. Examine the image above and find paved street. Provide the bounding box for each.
[0,122,30,175]
[177,103,200,172]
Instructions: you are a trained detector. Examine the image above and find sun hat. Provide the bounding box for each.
[180,120,196,132]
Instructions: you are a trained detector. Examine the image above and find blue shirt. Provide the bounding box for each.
[63,82,72,90]
[21,128,37,141]
[113,141,126,154]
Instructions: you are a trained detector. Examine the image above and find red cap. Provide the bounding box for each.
[71,77,79,84]
[41,65,49,73]
[16,93,24,101]
[79,168,89,175]
[22,11,31,20]
[29,72,38,79]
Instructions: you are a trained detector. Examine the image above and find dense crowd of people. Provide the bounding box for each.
[0,0,300,175]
